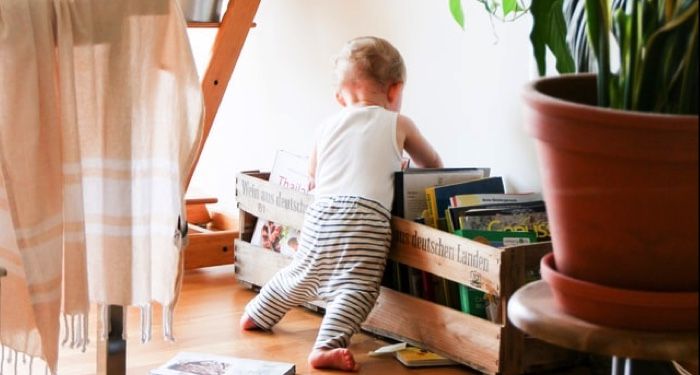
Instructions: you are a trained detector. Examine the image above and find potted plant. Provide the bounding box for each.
[450,0,698,331]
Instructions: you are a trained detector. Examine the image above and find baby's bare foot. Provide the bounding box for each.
[239,313,261,331]
[308,348,359,372]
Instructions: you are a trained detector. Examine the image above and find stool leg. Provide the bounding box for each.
[613,358,677,375]
[612,356,625,375]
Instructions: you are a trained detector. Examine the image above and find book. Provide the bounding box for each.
[420,270,435,302]
[425,176,505,230]
[446,201,546,237]
[394,347,457,368]
[150,352,295,375]
[454,229,537,322]
[458,284,488,319]
[382,259,410,294]
[446,195,542,233]
[449,192,543,209]
[407,266,424,298]
[383,217,434,296]
[250,150,309,257]
[392,167,490,221]
[453,228,538,248]
[456,202,550,241]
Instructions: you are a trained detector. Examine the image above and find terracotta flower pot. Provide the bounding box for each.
[524,74,698,329]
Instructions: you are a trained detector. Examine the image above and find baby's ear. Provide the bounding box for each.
[335,91,346,107]
[387,82,404,109]
[388,81,403,97]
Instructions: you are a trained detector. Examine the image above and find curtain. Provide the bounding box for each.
[0,0,203,372]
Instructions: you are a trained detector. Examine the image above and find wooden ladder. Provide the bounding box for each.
[186,0,261,186]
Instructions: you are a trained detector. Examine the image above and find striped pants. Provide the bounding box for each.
[244,196,392,350]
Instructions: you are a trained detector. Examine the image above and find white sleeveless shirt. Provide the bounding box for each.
[313,105,403,210]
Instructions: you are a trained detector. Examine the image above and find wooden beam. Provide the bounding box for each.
[186,0,261,187]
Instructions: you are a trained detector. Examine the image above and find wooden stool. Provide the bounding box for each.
[507,280,699,375]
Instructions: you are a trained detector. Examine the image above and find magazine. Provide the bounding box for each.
[392,167,490,221]
[150,352,295,375]
[250,150,309,257]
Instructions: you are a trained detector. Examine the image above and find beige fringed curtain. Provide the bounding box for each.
[0,0,203,373]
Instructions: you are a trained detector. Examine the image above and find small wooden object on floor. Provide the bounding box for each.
[507,280,699,374]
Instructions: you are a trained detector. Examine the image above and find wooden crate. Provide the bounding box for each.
[235,172,578,374]
[184,197,238,270]
[234,172,326,312]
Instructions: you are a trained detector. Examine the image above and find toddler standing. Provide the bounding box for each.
[240,36,443,371]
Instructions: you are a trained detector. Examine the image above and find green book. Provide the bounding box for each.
[454,229,537,320]
[458,284,487,319]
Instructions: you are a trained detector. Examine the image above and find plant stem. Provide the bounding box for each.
[586,0,611,107]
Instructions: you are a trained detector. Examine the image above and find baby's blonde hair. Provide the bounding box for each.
[334,36,406,88]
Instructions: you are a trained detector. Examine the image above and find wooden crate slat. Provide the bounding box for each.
[235,239,326,312]
[363,287,501,374]
[235,240,293,286]
[236,173,313,228]
[391,217,503,295]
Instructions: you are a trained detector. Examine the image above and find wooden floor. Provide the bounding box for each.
[55,265,598,375]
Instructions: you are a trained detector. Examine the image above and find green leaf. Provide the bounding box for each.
[503,0,517,16]
[635,0,698,113]
[585,0,611,107]
[449,0,465,29]
[530,0,575,75]
[678,12,698,114]
[530,0,549,75]
[548,0,577,74]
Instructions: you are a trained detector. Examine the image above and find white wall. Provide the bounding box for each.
[187,0,544,215]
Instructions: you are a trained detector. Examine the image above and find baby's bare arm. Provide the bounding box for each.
[396,115,443,168]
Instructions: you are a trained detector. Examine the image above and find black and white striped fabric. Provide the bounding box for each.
[244,196,392,349]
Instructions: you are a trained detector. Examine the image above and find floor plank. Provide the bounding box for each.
[56,265,481,374]
[52,264,611,374]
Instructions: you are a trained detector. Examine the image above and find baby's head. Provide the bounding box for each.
[334,36,406,92]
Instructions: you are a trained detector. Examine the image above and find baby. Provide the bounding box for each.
[241,36,442,371]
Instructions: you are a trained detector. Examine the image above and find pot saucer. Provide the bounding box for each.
[540,252,698,331]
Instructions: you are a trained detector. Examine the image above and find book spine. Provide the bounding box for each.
[392,171,404,217]
[420,271,434,302]
[458,284,488,319]
[424,187,438,228]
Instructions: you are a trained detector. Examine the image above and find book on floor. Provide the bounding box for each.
[150,352,295,375]
[394,347,457,368]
